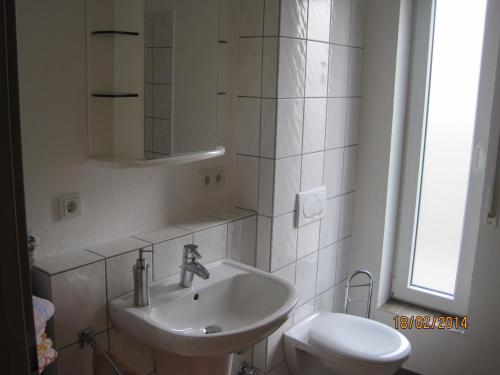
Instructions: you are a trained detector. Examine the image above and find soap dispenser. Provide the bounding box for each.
[133,248,153,307]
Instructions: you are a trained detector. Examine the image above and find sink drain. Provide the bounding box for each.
[202,325,222,334]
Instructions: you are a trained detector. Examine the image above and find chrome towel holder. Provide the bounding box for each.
[344,270,374,319]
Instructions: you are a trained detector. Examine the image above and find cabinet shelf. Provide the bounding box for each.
[91,92,139,98]
[91,30,139,36]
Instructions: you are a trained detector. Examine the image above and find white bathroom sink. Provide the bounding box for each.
[109,260,297,356]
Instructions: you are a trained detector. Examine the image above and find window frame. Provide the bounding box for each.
[392,0,487,316]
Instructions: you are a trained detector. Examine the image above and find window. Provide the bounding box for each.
[392,0,488,315]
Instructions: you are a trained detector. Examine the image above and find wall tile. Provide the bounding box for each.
[319,197,340,248]
[348,47,364,97]
[275,99,304,158]
[305,41,329,97]
[325,97,347,149]
[237,97,261,156]
[307,0,331,42]
[239,0,264,36]
[333,280,347,312]
[109,329,155,375]
[262,37,279,97]
[236,155,259,210]
[256,215,272,272]
[260,99,277,158]
[238,38,263,96]
[317,243,338,294]
[153,234,194,280]
[152,84,172,119]
[293,298,315,323]
[153,48,173,84]
[106,249,153,300]
[272,261,296,286]
[339,192,354,239]
[264,0,280,36]
[336,237,351,283]
[327,44,349,97]
[175,217,227,232]
[315,287,334,312]
[210,208,256,222]
[34,250,102,276]
[259,157,275,216]
[273,156,301,216]
[302,98,327,153]
[145,83,153,117]
[51,261,107,348]
[331,0,351,45]
[193,224,228,264]
[145,48,153,83]
[265,317,293,370]
[134,225,191,245]
[280,0,308,38]
[300,151,324,191]
[296,252,318,305]
[270,212,297,271]
[87,237,150,259]
[278,38,306,98]
[153,12,174,47]
[228,216,257,266]
[345,98,361,146]
[297,220,321,258]
[350,0,366,47]
[253,338,267,371]
[342,145,357,193]
[152,118,171,155]
[56,331,108,375]
[323,148,344,198]
[144,117,153,151]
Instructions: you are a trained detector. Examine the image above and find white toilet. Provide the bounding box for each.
[284,312,411,375]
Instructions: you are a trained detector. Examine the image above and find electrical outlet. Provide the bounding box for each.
[58,193,81,220]
[199,168,225,190]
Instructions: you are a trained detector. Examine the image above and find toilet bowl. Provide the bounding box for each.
[284,312,411,375]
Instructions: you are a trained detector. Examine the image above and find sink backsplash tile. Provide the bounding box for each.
[32,209,257,375]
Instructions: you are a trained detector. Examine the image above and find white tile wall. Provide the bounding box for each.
[237,97,261,156]
[233,0,364,371]
[273,156,301,215]
[239,0,264,37]
[33,210,258,374]
[51,260,107,348]
[278,38,306,98]
[305,41,329,97]
[270,212,297,271]
[302,98,327,153]
[275,99,304,158]
[280,0,308,38]
[325,97,347,149]
[300,151,324,191]
[228,215,257,266]
[153,234,194,280]
[193,224,228,263]
[328,44,349,97]
[295,252,318,305]
[331,0,351,44]
[308,0,332,42]
[236,155,259,210]
[324,148,344,198]
[238,38,263,96]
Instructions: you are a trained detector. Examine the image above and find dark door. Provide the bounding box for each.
[0,0,38,373]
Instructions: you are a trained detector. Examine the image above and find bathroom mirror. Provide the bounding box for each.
[87,0,219,163]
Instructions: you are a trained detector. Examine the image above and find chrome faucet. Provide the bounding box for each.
[180,244,210,288]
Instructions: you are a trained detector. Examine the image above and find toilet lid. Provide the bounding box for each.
[309,313,411,365]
